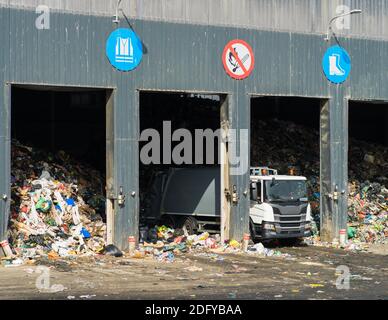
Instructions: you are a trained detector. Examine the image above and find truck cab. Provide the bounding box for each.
[249,167,312,240]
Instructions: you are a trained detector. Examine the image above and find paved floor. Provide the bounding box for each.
[0,244,387,300]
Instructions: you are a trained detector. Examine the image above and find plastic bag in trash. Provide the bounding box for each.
[103,244,123,257]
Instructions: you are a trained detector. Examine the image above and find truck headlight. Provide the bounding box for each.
[304,223,311,230]
[263,223,276,231]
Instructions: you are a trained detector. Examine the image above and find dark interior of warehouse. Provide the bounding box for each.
[348,101,388,182]
[11,86,107,220]
[250,97,321,179]
[250,97,321,131]
[11,87,107,171]
[349,101,388,147]
[139,92,221,228]
[250,97,388,182]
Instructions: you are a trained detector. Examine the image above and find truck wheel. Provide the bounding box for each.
[178,216,198,235]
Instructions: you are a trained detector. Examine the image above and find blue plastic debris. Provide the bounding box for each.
[81,227,91,239]
[66,198,76,206]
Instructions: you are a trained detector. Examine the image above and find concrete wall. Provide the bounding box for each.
[1,4,388,247]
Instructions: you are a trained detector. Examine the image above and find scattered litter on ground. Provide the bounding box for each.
[299,261,326,267]
[38,284,67,293]
[228,292,237,299]
[79,294,96,299]
[184,266,203,272]
[232,265,248,272]
[136,225,291,262]
[349,274,373,281]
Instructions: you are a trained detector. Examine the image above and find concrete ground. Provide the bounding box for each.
[0,243,387,300]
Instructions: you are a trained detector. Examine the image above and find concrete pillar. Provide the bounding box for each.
[0,84,11,241]
[228,90,250,241]
[320,85,348,242]
[113,88,139,250]
[0,8,10,242]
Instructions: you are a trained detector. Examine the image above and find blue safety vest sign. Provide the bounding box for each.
[322,45,351,84]
[106,28,143,72]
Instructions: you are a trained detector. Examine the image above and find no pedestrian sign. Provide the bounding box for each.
[222,39,254,80]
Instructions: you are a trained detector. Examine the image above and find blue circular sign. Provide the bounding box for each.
[322,45,351,84]
[106,28,143,71]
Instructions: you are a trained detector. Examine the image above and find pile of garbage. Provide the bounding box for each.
[5,140,107,263]
[347,181,388,244]
[251,118,388,244]
[3,141,286,264]
[133,225,287,262]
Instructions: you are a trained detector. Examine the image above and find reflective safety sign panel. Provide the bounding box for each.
[322,45,351,84]
[222,39,254,80]
[106,28,143,72]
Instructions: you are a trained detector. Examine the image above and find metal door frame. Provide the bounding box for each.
[3,82,116,243]
[137,89,231,242]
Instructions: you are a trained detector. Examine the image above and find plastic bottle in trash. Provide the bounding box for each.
[128,236,136,256]
[0,240,14,257]
[339,229,347,246]
[242,233,250,252]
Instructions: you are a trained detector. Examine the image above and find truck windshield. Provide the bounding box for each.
[264,180,307,202]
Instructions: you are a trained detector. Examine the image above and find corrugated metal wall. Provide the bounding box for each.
[1,2,388,246]
[2,0,388,40]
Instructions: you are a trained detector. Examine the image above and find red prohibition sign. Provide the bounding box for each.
[222,39,254,80]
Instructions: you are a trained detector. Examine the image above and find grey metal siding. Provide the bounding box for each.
[0,5,387,245]
[0,6,10,239]
[2,0,388,40]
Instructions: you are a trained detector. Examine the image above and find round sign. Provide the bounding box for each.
[222,39,254,80]
[106,28,143,72]
[322,45,351,84]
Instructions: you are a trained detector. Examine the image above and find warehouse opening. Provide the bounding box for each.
[139,91,229,238]
[250,97,322,172]
[250,96,324,239]
[348,101,388,185]
[10,86,114,244]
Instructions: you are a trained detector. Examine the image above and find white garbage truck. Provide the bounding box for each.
[248,167,312,240]
[142,166,312,240]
